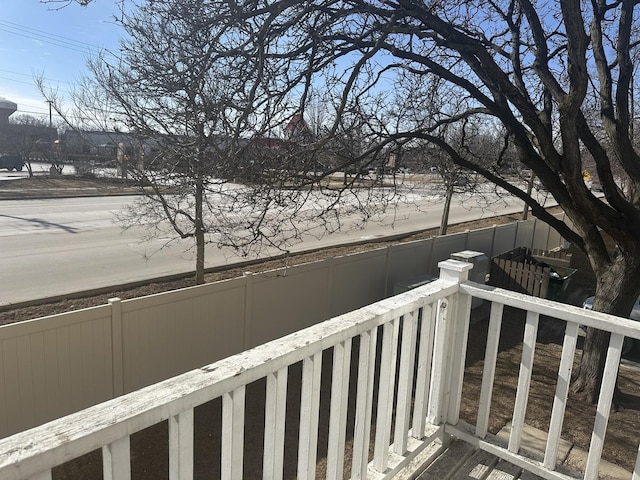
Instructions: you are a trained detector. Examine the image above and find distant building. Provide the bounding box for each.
[0,97,17,125]
[0,98,57,160]
[284,113,313,143]
[61,130,140,158]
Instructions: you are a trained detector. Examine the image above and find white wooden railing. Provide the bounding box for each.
[0,259,639,480]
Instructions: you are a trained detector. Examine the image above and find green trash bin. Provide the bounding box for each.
[546,265,577,301]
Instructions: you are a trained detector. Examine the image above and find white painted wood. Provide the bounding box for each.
[263,367,288,480]
[8,259,638,480]
[351,327,378,480]
[102,436,131,480]
[373,319,400,472]
[447,421,578,480]
[446,290,473,425]
[508,311,539,454]
[462,283,640,341]
[169,409,194,480]
[633,445,640,480]
[221,386,246,480]
[326,339,352,480]
[544,321,579,469]
[0,281,456,480]
[428,298,450,425]
[476,302,504,438]
[412,304,436,439]
[298,352,322,480]
[584,332,624,480]
[393,310,418,455]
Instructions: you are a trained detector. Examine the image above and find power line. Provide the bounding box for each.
[0,75,74,98]
[0,19,105,54]
[0,68,76,86]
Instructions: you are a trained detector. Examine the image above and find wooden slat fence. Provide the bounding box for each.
[489,258,550,298]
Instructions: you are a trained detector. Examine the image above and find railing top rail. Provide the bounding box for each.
[0,278,459,480]
[462,281,640,340]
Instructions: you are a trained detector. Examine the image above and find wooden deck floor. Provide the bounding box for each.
[415,440,543,479]
[415,422,633,480]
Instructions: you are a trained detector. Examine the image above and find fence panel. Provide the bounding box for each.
[0,216,568,438]
[489,258,550,298]
[0,306,113,438]
[491,223,518,256]
[430,233,468,273]
[386,238,434,295]
[465,227,498,258]
[250,260,331,347]
[515,221,535,248]
[120,278,247,393]
[330,249,388,317]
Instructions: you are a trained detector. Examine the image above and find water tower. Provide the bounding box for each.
[0,97,17,125]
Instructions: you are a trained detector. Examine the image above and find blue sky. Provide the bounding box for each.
[0,1,124,122]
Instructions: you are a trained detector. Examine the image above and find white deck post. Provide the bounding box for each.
[428,260,473,425]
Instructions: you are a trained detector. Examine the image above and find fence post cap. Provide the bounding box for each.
[438,259,473,283]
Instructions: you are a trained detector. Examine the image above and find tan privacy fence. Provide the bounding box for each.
[0,215,565,438]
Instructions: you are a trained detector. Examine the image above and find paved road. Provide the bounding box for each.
[0,192,536,306]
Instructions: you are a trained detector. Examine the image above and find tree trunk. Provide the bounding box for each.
[570,256,640,403]
[439,186,453,235]
[521,175,534,220]
[195,175,205,285]
[569,328,610,403]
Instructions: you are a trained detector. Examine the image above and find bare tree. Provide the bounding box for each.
[0,114,58,176]
[195,0,640,402]
[40,0,401,285]
[56,0,640,401]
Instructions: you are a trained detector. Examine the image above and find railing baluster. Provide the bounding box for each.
[102,436,131,480]
[351,327,378,480]
[508,311,539,453]
[544,321,579,469]
[476,302,504,438]
[373,318,400,472]
[221,386,246,480]
[584,332,624,479]
[326,339,352,480]
[393,309,418,455]
[263,367,288,480]
[298,352,322,480]
[169,409,194,480]
[412,305,435,438]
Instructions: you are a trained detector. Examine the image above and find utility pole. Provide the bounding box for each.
[46,100,52,128]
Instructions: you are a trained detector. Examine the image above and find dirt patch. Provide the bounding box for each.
[0,175,146,199]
